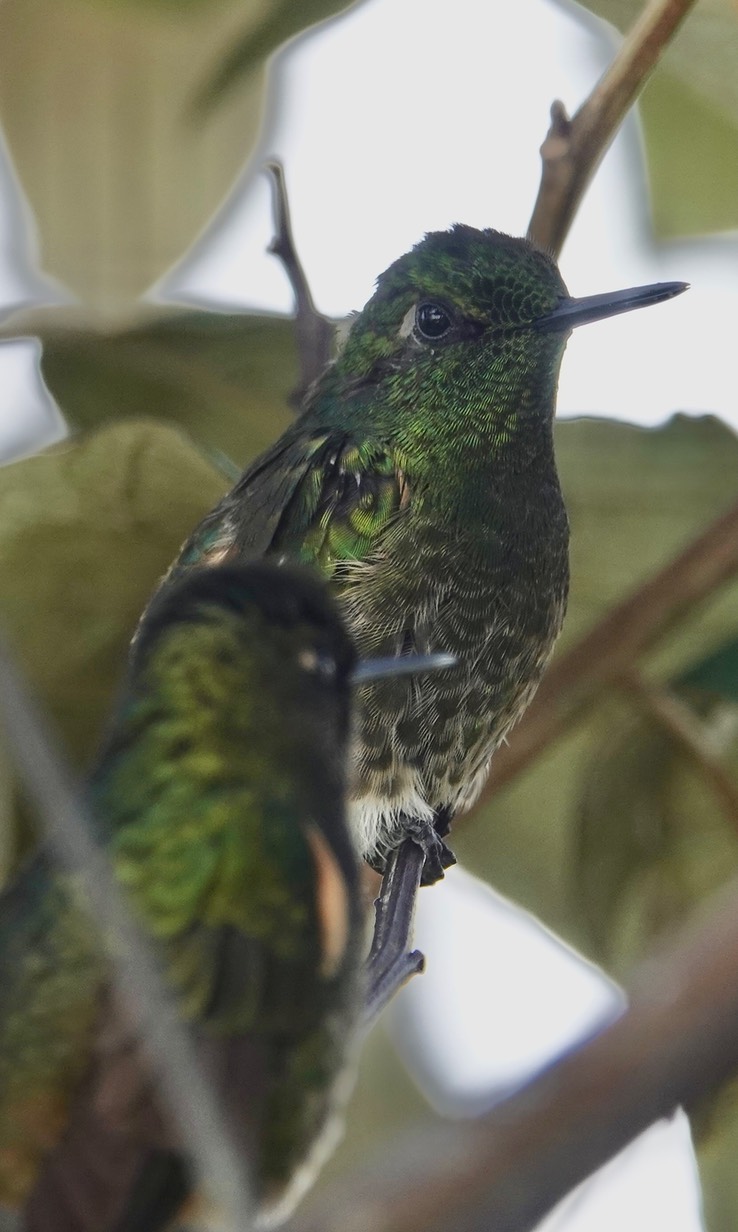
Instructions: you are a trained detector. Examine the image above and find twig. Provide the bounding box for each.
[477,494,738,806]
[265,160,334,407]
[622,669,738,837]
[0,636,254,1232]
[289,874,738,1232]
[364,841,426,1028]
[527,0,698,256]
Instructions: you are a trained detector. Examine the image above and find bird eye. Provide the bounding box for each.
[298,648,337,680]
[415,302,452,340]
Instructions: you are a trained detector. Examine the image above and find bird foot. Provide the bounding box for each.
[402,815,456,886]
[367,812,456,886]
[363,814,456,1023]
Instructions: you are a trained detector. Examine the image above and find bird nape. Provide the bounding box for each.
[0,562,451,1232]
[151,223,686,885]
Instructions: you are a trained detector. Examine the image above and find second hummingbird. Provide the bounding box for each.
[0,563,451,1232]
[156,224,686,883]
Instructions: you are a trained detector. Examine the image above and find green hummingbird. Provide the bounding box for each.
[156,225,686,884]
[0,562,448,1232]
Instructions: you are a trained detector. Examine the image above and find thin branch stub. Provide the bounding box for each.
[265,159,334,407]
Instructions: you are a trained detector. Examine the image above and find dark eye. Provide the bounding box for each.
[415,302,452,340]
[298,648,336,680]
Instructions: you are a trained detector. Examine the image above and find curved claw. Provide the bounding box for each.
[402,815,457,886]
[367,814,456,885]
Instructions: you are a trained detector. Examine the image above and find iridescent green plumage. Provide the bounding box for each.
[0,564,365,1232]
[163,227,572,881]
[158,225,685,881]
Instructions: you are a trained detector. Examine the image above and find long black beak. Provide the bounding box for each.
[535,281,688,332]
[351,652,456,685]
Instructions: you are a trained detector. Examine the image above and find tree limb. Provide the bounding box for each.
[288,874,738,1232]
[528,0,698,257]
[476,495,738,807]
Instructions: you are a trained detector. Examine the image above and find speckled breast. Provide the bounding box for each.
[341,484,570,860]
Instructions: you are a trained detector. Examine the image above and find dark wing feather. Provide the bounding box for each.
[175,426,335,570]
[174,426,410,583]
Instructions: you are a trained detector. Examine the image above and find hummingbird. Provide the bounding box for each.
[155,224,687,883]
[0,562,449,1232]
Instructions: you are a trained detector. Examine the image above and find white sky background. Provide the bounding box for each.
[164,0,737,426]
[0,0,727,1224]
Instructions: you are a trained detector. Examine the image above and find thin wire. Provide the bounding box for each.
[0,636,254,1232]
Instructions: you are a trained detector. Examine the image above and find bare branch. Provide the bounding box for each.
[476,495,738,806]
[289,875,738,1232]
[0,637,255,1232]
[265,160,334,406]
[528,0,698,256]
[622,670,738,835]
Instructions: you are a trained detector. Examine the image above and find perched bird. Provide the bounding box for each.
[0,562,440,1232]
[159,224,686,882]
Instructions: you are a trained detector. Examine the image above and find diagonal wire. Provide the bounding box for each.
[0,635,254,1232]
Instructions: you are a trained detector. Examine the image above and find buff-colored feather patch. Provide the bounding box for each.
[304,825,350,979]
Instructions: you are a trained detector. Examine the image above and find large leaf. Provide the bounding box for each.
[0,0,357,311]
[575,689,738,968]
[192,0,364,114]
[0,419,229,876]
[555,0,738,236]
[575,633,738,970]
[639,72,738,239]
[31,306,299,466]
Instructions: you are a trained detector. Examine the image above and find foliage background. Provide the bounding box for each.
[0,0,737,1227]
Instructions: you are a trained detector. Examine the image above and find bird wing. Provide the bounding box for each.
[92,747,332,1033]
[178,427,411,580]
[272,437,411,576]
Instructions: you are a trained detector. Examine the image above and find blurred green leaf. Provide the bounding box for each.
[32,307,300,467]
[556,0,738,235]
[681,637,738,702]
[699,1076,738,1232]
[0,0,357,311]
[575,692,738,971]
[87,0,230,8]
[639,72,738,239]
[0,418,229,880]
[194,0,362,114]
[572,623,738,971]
